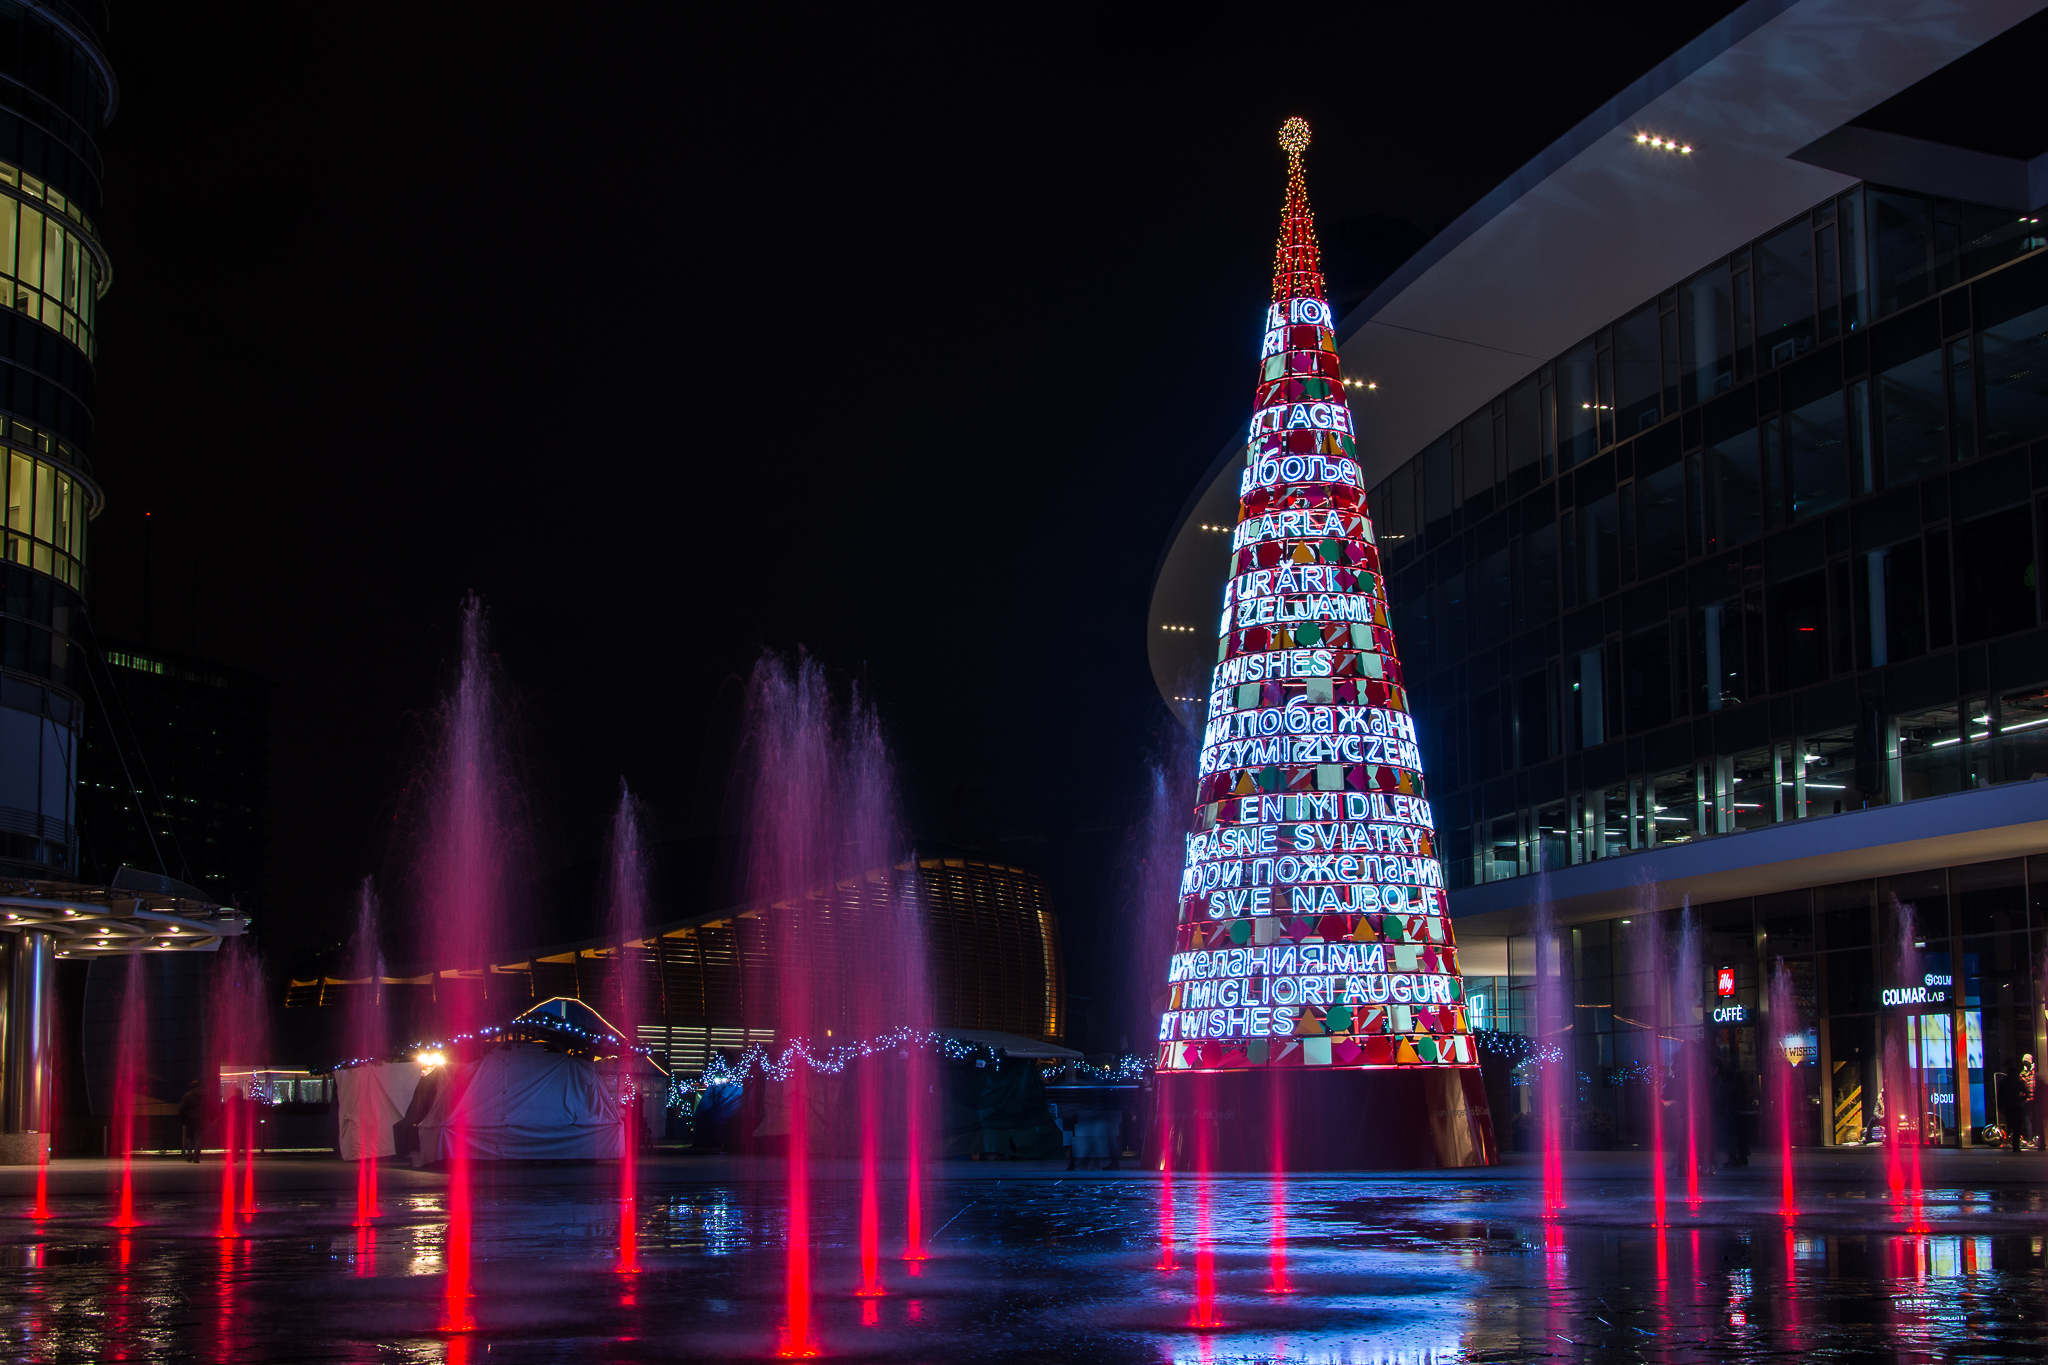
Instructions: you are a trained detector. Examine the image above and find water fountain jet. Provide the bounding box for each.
[1767,958,1799,1219]
[604,788,648,1276]
[409,596,526,1334]
[109,957,142,1231]
[345,880,384,1227]
[738,654,920,1357]
[1675,904,1703,1215]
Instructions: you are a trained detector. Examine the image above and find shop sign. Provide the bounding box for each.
[1880,973,1952,1008]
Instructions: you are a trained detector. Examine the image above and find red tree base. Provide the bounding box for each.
[1152,1067,1496,1170]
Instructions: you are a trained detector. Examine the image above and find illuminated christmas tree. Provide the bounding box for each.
[1157,119,1481,1089]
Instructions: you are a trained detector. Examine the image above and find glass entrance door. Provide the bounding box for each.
[1906,1013,1955,1142]
[1902,1011,1985,1145]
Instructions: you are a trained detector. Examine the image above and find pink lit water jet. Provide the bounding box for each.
[208,939,267,1232]
[110,957,142,1231]
[739,654,923,1356]
[217,1087,238,1238]
[346,880,384,1227]
[604,788,649,1276]
[779,1066,816,1359]
[409,596,527,1335]
[903,1065,928,1267]
[29,1137,47,1220]
[856,1071,883,1298]
[1190,1074,1218,1331]
[1263,1067,1291,1293]
[1888,899,1929,1231]
[1675,905,1703,1216]
[1156,1123,1177,1272]
[1768,958,1799,1219]
[241,1094,257,1219]
[1637,908,1668,1229]
[1532,883,1567,1218]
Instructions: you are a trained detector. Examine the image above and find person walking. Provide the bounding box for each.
[177,1079,206,1163]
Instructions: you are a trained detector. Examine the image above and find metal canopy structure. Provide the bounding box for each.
[0,873,249,957]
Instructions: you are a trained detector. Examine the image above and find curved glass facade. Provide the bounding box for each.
[3,441,88,589]
[0,0,106,881]
[1367,186,2048,890]
[0,161,103,357]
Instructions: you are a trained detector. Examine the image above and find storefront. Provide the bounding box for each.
[1467,855,2047,1150]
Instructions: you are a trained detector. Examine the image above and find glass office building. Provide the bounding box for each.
[1375,189,2048,890]
[0,0,109,881]
[1149,1,2048,1149]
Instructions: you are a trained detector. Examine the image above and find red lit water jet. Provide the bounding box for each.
[740,655,921,1357]
[241,1079,258,1219]
[1888,899,1930,1232]
[1190,1076,1219,1330]
[1641,912,1668,1229]
[1676,905,1703,1216]
[30,1138,48,1220]
[856,1073,883,1298]
[903,1068,927,1266]
[346,880,384,1228]
[1533,890,1567,1218]
[780,1068,816,1358]
[1156,1121,1177,1272]
[604,789,649,1276]
[1768,959,1799,1219]
[217,1084,239,1238]
[410,597,526,1335]
[110,956,142,1231]
[442,1142,475,1333]
[1264,1068,1290,1293]
[208,938,267,1235]
[216,1094,238,1237]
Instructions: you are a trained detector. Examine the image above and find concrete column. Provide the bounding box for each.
[0,928,53,1162]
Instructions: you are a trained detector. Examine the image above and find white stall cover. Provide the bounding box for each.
[336,1063,421,1160]
[415,1047,622,1164]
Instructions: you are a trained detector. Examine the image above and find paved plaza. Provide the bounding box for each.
[3,1151,2047,1361]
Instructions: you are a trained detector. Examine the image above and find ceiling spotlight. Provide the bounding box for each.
[1635,132,1694,156]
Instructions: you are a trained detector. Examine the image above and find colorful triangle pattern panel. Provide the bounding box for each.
[1156,119,1477,1074]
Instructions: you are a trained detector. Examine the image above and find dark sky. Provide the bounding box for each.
[82,3,1738,988]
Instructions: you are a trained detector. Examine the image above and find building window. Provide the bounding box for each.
[2,447,85,590]
[0,162,104,359]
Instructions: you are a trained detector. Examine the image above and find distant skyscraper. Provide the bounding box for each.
[1154,121,1491,1169]
[76,639,268,909]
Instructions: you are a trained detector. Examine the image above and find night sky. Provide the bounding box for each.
[81,4,1738,1026]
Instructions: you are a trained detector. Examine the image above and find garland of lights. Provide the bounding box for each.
[327,1016,1157,1113]
[1042,1056,1153,1084]
[321,1015,658,1074]
[655,1030,1159,1111]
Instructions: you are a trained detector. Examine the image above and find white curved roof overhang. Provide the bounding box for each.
[1148,0,2048,712]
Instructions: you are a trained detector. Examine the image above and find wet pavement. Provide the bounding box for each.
[3,1151,2048,1361]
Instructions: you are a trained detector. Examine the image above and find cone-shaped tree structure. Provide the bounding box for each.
[1158,119,1477,1076]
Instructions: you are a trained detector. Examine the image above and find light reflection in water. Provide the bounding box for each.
[10,1175,2048,1361]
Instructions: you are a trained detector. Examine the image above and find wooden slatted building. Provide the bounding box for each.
[286,857,1065,1073]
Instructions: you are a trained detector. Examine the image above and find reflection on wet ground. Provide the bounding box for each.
[3,1156,2048,1361]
